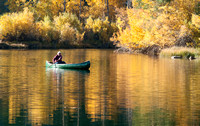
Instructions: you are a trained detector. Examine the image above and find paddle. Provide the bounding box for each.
[48,62,56,68]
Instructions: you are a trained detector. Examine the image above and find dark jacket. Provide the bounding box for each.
[53,55,62,63]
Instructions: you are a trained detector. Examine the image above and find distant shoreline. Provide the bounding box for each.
[0,40,115,49]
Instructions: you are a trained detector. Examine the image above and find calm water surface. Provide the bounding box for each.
[0,49,200,126]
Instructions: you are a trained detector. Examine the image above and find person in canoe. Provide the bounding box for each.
[53,51,66,64]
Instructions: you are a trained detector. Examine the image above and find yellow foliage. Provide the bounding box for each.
[2,0,199,48]
[54,13,82,32]
[113,4,196,49]
[0,8,35,41]
[81,1,116,21]
[0,8,83,44]
[35,16,59,42]
[53,12,83,44]
[59,23,83,45]
[192,14,200,28]
[35,13,83,44]
[151,5,192,46]
[54,13,83,44]
[113,9,150,48]
[60,23,76,43]
[87,0,126,8]
[85,2,106,19]
[85,16,118,43]
[30,0,55,20]
[151,5,193,46]
[170,0,197,14]
[132,0,155,9]
[190,14,200,44]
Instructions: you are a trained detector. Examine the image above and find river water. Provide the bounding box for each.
[0,49,200,126]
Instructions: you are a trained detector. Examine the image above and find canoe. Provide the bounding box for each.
[46,60,90,70]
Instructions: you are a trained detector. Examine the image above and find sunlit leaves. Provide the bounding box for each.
[0,8,35,41]
[190,14,200,45]
[112,0,199,49]
[54,13,83,44]
[112,9,150,48]
[85,16,118,43]
[54,13,82,32]
[0,9,83,44]
[35,16,59,42]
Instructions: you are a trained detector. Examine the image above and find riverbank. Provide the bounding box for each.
[1,40,200,61]
[160,46,200,59]
[114,45,200,60]
[0,40,115,49]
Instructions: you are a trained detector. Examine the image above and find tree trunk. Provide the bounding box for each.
[79,0,81,21]
[127,0,132,8]
[63,0,66,12]
[106,0,110,21]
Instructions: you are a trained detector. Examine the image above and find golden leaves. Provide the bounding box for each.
[85,16,118,43]
[0,8,35,40]
[113,1,199,49]
[192,14,200,28]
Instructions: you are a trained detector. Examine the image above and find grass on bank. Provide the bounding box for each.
[160,46,200,59]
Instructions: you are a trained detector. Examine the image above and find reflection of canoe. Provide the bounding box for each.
[46,67,90,73]
[46,60,90,70]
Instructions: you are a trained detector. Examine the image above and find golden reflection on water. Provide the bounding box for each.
[0,50,200,125]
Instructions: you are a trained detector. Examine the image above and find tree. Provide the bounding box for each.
[79,0,82,20]
[63,0,66,12]
[106,0,109,21]
[127,0,132,8]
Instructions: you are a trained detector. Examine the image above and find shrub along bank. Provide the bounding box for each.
[160,47,200,59]
[0,8,117,49]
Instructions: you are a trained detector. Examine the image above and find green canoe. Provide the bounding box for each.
[46,60,90,70]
